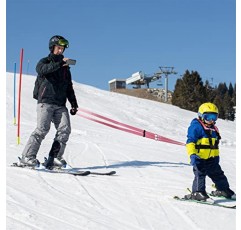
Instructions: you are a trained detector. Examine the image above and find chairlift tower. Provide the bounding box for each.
[126,71,162,89]
[158,66,177,102]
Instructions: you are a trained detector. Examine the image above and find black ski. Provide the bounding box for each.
[41,157,116,176]
[90,170,116,176]
[173,195,236,209]
[42,169,91,176]
[11,162,90,176]
[11,162,116,176]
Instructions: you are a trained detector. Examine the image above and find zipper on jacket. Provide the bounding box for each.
[40,86,46,99]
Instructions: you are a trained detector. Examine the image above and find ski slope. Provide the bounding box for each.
[6,73,236,230]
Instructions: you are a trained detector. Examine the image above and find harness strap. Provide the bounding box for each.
[195,145,219,150]
[195,119,221,150]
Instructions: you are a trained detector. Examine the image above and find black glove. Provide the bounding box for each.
[70,101,78,115]
[70,107,78,115]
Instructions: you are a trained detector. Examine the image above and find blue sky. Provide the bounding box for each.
[6,0,236,91]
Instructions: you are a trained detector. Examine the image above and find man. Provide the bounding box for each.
[20,35,78,169]
[185,102,235,201]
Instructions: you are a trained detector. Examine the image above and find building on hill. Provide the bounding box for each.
[108,79,126,91]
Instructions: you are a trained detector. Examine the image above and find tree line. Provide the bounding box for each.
[172,70,236,121]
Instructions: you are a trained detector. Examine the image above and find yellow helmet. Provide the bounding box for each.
[198,103,219,122]
[198,102,219,115]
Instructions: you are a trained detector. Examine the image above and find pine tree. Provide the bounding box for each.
[232,83,236,106]
[172,70,206,112]
[204,80,216,102]
[228,83,234,98]
[172,71,235,121]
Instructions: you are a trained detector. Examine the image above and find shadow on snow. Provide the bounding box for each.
[78,160,190,170]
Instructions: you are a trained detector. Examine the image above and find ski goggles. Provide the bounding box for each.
[51,37,69,48]
[203,113,218,122]
[57,39,69,48]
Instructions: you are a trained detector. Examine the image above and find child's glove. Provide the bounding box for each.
[190,154,200,166]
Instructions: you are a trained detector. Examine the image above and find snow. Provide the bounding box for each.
[6,72,237,230]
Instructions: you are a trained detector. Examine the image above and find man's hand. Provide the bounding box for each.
[63,58,69,66]
[70,107,78,115]
[70,101,78,115]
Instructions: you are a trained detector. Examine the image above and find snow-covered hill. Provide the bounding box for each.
[6,73,236,230]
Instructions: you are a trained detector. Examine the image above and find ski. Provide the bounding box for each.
[42,169,91,176]
[41,157,116,176]
[89,170,116,176]
[11,162,90,176]
[11,162,116,176]
[173,196,236,209]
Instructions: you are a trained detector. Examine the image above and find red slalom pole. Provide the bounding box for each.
[17,48,24,145]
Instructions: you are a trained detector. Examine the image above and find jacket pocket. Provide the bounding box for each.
[39,80,55,99]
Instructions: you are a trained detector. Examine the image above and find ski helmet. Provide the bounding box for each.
[49,35,69,52]
[198,102,219,121]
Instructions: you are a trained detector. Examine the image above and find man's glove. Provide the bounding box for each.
[70,101,78,115]
[190,154,200,166]
[70,107,78,115]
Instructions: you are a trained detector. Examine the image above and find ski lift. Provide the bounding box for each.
[157,80,163,86]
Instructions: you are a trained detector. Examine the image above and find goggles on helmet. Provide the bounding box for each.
[58,39,69,48]
[51,37,69,48]
[203,113,218,122]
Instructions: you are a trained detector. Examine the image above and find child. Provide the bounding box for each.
[185,102,235,201]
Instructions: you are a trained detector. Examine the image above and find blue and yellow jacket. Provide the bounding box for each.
[186,118,221,160]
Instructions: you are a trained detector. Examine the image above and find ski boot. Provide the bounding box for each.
[184,191,209,201]
[43,140,61,170]
[19,156,40,167]
[53,157,68,168]
[211,188,236,199]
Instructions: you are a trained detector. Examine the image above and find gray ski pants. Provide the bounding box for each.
[22,103,71,159]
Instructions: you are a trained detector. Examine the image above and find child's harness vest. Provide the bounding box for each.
[195,119,221,151]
